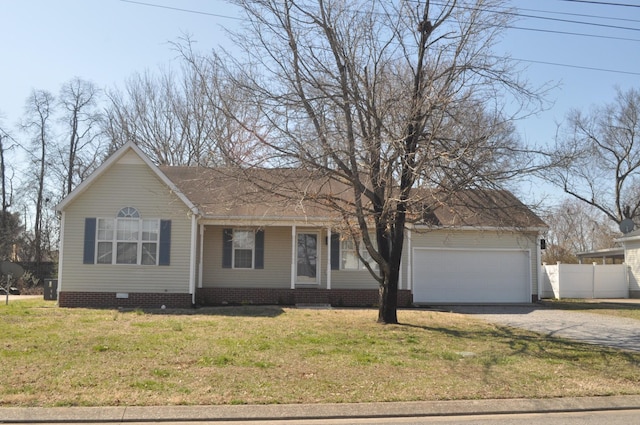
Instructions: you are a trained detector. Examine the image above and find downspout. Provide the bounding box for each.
[537,233,542,302]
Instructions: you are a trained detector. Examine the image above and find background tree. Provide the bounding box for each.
[186,0,544,323]
[20,89,55,266]
[542,198,617,264]
[56,77,104,198]
[103,58,265,166]
[544,87,640,229]
[0,126,14,220]
[0,124,23,260]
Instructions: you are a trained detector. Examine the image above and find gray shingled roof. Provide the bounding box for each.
[159,166,546,229]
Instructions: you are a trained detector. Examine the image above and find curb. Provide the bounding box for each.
[2,396,640,423]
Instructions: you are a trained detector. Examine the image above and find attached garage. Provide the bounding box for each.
[412,248,531,304]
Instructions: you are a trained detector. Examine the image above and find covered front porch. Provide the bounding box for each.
[193,221,411,307]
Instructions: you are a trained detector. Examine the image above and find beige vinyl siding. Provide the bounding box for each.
[60,162,192,294]
[625,240,640,292]
[410,228,540,295]
[202,226,292,288]
[201,226,379,289]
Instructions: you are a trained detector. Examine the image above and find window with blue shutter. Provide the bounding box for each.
[83,218,97,264]
[255,229,264,269]
[223,228,264,269]
[85,211,170,266]
[158,220,171,266]
[330,233,340,270]
[222,228,233,268]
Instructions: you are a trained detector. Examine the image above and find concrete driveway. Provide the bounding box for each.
[441,303,640,352]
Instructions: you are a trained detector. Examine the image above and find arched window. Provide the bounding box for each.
[117,206,140,218]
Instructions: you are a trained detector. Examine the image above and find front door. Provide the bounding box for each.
[296,232,319,285]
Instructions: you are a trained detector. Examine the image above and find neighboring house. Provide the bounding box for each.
[616,230,640,298]
[55,142,547,308]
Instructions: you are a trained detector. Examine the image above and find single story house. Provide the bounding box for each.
[616,230,640,298]
[55,142,547,308]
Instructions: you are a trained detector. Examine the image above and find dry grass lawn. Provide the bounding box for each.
[1,299,640,407]
[542,299,640,320]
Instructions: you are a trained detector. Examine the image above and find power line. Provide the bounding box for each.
[559,0,640,8]
[119,0,242,21]
[512,57,640,76]
[517,5,640,25]
[510,25,640,43]
[121,0,640,76]
[512,10,640,32]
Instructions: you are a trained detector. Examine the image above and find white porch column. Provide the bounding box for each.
[290,225,297,289]
[57,211,66,299]
[326,227,332,290]
[406,229,412,291]
[189,214,198,305]
[198,224,204,289]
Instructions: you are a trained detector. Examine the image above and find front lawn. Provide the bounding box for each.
[1,300,639,407]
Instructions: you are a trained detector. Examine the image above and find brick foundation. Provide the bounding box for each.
[58,288,413,309]
[196,287,413,308]
[59,292,193,309]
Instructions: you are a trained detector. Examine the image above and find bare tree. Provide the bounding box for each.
[544,87,640,228]
[0,124,22,260]
[542,198,617,264]
[20,89,55,264]
[0,126,13,216]
[56,77,104,198]
[103,55,266,166]
[185,0,544,323]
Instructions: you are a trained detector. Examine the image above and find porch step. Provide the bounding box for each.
[295,303,332,309]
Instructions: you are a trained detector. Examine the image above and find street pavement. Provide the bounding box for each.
[2,395,640,423]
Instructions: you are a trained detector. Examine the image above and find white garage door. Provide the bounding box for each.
[412,248,530,304]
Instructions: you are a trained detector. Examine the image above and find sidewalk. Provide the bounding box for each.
[3,396,640,423]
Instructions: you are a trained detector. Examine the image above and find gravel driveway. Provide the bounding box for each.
[442,305,640,352]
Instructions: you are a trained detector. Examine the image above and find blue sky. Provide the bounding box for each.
[1,0,639,207]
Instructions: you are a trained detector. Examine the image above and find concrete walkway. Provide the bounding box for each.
[2,395,640,423]
[442,301,640,352]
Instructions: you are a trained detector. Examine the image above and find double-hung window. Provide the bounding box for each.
[222,228,265,270]
[94,207,159,265]
[233,229,255,269]
[341,237,376,270]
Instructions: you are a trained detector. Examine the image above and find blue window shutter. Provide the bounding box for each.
[255,229,264,269]
[222,228,233,268]
[159,220,171,266]
[331,233,340,270]
[83,218,97,264]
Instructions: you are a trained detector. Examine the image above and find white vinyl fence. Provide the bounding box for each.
[541,263,628,299]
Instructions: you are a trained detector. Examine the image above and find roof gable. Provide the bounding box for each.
[55,142,197,214]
